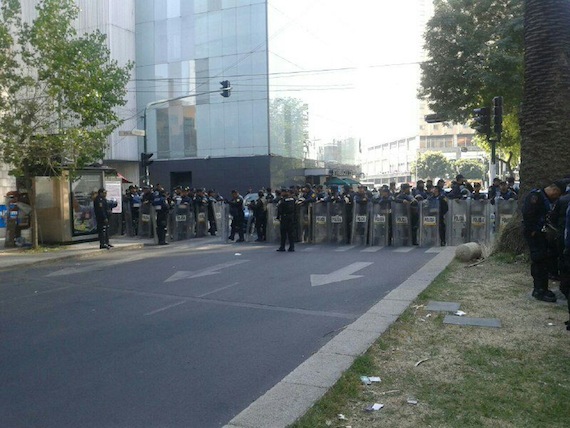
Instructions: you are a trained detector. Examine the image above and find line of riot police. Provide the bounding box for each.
[119,180,519,249]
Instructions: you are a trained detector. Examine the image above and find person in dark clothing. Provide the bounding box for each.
[207,190,218,236]
[252,191,267,241]
[153,189,171,245]
[522,181,566,302]
[228,190,245,242]
[471,182,487,200]
[276,188,296,252]
[429,185,448,246]
[94,188,112,249]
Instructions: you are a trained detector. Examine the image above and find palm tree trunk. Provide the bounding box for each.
[498,0,570,253]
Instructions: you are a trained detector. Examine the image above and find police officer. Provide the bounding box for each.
[252,190,267,241]
[276,188,296,252]
[522,181,566,302]
[228,190,245,242]
[153,189,171,245]
[94,188,112,249]
[429,185,448,246]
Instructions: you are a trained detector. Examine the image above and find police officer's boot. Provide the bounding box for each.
[532,287,557,303]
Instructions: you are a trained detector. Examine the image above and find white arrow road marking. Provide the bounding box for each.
[310,262,373,287]
[165,260,250,283]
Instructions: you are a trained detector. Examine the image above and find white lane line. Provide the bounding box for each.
[393,247,415,253]
[335,245,356,252]
[145,300,187,316]
[197,282,240,298]
[425,247,444,253]
[362,246,383,252]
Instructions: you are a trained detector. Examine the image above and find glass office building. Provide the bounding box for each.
[136,0,322,193]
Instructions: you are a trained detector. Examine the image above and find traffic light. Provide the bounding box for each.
[472,107,491,137]
[140,152,154,167]
[220,80,231,97]
[493,96,503,135]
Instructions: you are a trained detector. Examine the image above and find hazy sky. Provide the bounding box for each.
[267,0,427,148]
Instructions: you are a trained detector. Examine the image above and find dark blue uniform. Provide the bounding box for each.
[522,189,558,301]
[153,192,171,245]
[277,195,297,251]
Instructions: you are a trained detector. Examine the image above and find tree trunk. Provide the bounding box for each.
[519,0,570,194]
[498,0,570,254]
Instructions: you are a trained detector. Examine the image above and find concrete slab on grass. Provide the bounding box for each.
[443,315,501,328]
[426,301,461,312]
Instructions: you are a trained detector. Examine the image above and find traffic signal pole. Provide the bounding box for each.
[140,82,232,186]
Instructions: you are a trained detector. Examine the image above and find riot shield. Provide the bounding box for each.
[469,199,490,244]
[212,201,223,238]
[419,199,439,247]
[219,203,231,243]
[171,203,193,241]
[245,205,255,242]
[312,201,329,244]
[139,203,153,238]
[195,204,208,237]
[391,202,412,246]
[328,202,346,245]
[123,200,134,237]
[370,203,390,247]
[266,203,281,243]
[297,203,312,243]
[447,199,469,246]
[351,202,370,246]
[496,198,517,236]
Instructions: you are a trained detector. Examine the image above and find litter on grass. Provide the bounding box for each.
[454,310,466,316]
[364,403,384,412]
[414,358,430,367]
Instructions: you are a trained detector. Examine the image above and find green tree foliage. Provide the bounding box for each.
[269,97,308,158]
[453,158,487,181]
[0,0,133,180]
[412,151,454,180]
[420,0,524,123]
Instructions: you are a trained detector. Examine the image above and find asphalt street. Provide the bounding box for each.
[0,241,444,427]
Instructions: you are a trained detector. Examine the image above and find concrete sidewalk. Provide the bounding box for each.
[0,236,149,270]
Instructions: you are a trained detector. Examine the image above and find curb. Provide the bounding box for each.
[224,246,456,428]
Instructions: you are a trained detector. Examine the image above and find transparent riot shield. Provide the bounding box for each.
[469,199,491,244]
[351,202,370,246]
[312,201,329,244]
[369,203,390,247]
[266,203,281,243]
[219,203,231,243]
[139,203,153,238]
[328,202,346,245]
[391,202,412,246]
[447,199,469,246]
[212,201,223,238]
[171,203,193,241]
[419,199,439,247]
[195,204,208,237]
[297,203,312,243]
[245,205,255,242]
[123,200,134,237]
[496,198,518,236]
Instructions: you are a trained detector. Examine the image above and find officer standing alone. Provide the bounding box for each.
[94,188,113,249]
[276,188,296,252]
[522,181,566,302]
[153,189,171,245]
